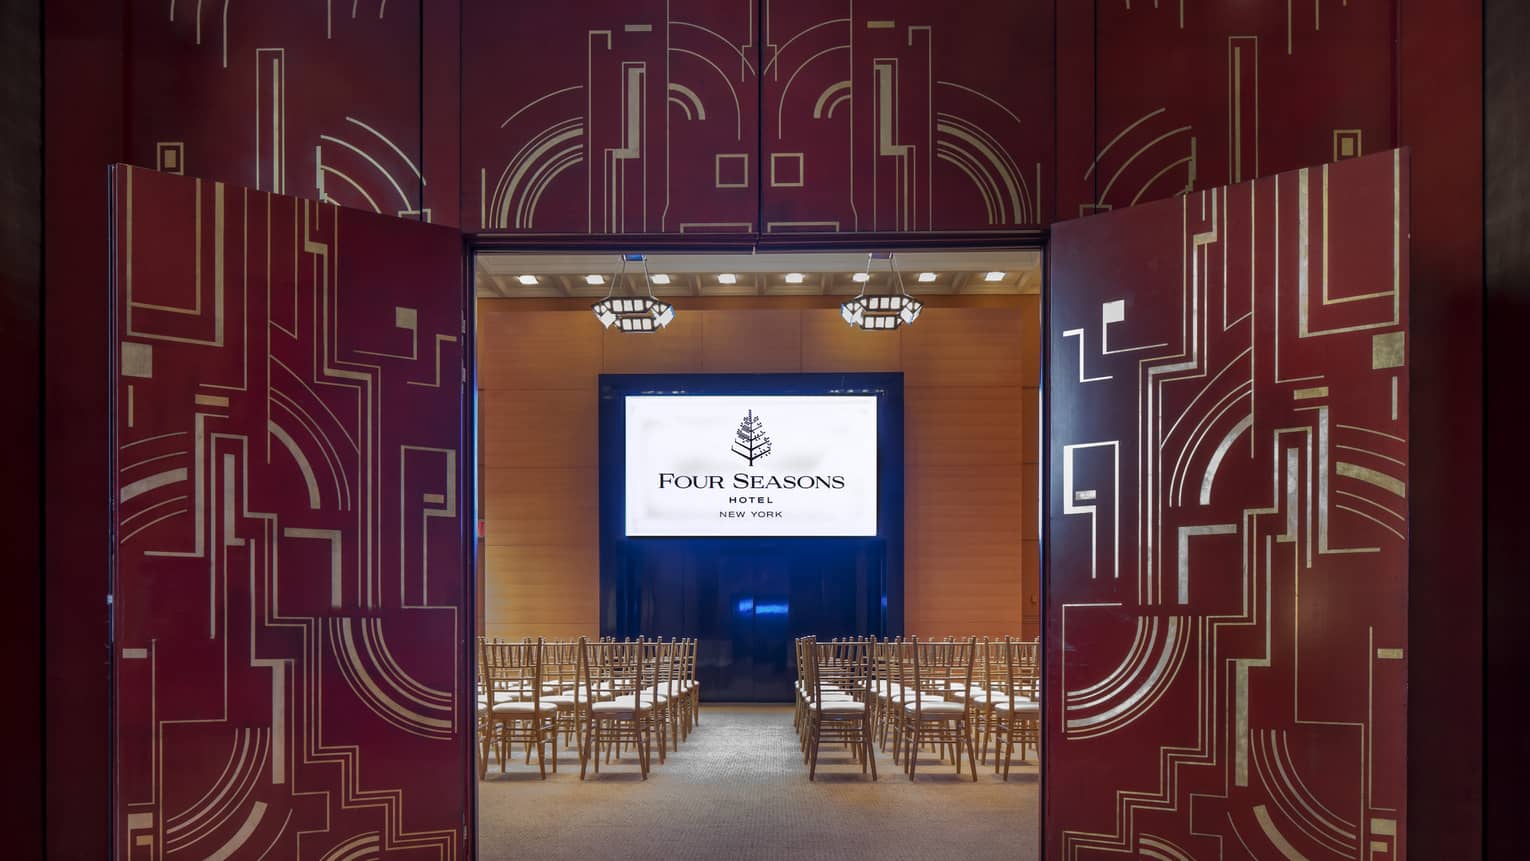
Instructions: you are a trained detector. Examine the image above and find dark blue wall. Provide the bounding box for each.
[598,373,904,702]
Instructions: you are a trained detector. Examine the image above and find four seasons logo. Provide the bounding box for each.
[731,410,772,466]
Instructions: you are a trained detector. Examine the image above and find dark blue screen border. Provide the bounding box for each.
[598,373,905,641]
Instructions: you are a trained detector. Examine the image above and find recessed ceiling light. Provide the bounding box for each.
[852,272,871,283]
[517,275,539,286]
[784,273,806,284]
[984,271,1006,282]
[651,274,671,285]
[917,272,937,283]
[717,273,737,285]
[586,274,605,285]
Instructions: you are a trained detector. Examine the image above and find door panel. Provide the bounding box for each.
[1046,151,1409,858]
[112,166,467,860]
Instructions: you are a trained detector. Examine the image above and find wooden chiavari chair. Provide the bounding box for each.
[579,638,653,779]
[990,636,1041,778]
[537,640,588,760]
[480,638,560,779]
[680,638,701,734]
[894,637,979,781]
[802,637,878,781]
[640,638,675,762]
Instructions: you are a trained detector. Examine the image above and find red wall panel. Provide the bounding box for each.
[1398,0,1483,854]
[462,0,760,235]
[112,166,467,860]
[125,3,444,222]
[1047,151,1410,857]
[1058,1,1396,220]
[760,0,1054,234]
[43,1,124,857]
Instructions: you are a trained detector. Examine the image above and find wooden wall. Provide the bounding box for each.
[477,296,1040,642]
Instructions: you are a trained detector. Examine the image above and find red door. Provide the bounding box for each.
[111,166,469,860]
[1045,151,1409,858]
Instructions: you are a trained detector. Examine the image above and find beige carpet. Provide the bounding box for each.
[477,704,1039,860]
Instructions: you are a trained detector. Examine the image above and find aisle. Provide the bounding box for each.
[477,705,1039,861]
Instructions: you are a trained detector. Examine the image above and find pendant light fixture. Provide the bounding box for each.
[840,251,923,330]
[591,253,675,333]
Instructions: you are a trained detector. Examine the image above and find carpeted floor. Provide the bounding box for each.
[477,704,1039,861]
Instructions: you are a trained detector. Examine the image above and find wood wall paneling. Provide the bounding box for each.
[480,389,598,469]
[482,467,598,548]
[800,309,904,371]
[901,307,1028,388]
[904,386,1025,467]
[602,307,706,372]
[700,309,805,372]
[478,308,604,390]
[479,301,1041,647]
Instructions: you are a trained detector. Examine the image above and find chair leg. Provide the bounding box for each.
[639,719,650,780]
[907,723,920,781]
[478,722,491,780]
[808,719,821,781]
[865,717,879,781]
[963,719,979,781]
[534,723,547,780]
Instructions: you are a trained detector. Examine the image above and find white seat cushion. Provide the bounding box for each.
[610,694,665,705]
[994,699,1040,714]
[816,700,866,714]
[904,701,966,717]
[591,701,643,717]
[491,700,557,714]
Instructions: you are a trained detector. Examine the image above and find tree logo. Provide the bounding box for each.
[731,409,773,466]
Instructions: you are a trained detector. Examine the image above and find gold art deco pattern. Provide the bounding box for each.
[127,2,447,221]
[113,166,467,860]
[1046,150,1409,858]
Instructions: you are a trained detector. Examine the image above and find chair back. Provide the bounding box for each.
[481,638,543,714]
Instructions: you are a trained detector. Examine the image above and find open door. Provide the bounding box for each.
[1045,151,1409,858]
[111,166,470,859]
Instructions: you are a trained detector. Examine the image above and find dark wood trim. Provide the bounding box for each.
[1400,0,1485,854]
[0,0,43,853]
[1484,0,1530,853]
[43,1,124,857]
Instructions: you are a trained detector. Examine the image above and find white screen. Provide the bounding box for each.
[624,395,878,537]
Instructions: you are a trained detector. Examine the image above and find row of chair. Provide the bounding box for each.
[477,637,701,780]
[795,636,1041,781]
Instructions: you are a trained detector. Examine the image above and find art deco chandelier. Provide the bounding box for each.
[840,251,923,330]
[591,253,675,333]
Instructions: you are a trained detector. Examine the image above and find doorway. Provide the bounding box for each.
[470,248,1045,858]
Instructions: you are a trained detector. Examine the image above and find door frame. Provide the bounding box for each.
[460,230,1048,857]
